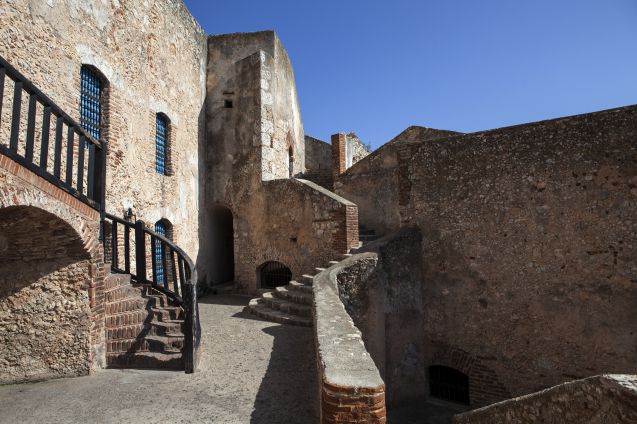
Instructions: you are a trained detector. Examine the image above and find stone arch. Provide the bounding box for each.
[0,205,94,384]
[428,344,511,407]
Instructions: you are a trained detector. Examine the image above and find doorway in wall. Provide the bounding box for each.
[210,205,234,285]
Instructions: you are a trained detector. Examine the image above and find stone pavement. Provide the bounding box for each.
[0,294,319,424]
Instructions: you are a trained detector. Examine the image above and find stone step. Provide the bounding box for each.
[247,300,312,327]
[105,297,147,315]
[300,274,315,284]
[315,267,326,273]
[360,234,379,242]
[106,351,183,370]
[288,280,313,294]
[274,286,313,305]
[261,292,312,317]
[328,261,339,265]
[107,334,183,354]
[104,273,132,291]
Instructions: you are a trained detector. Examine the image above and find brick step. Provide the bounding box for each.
[261,292,312,317]
[104,273,132,291]
[247,299,311,327]
[105,297,148,315]
[105,310,149,328]
[274,286,313,305]
[106,351,183,370]
[106,321,184,340]
[107,334,184,354]
[288,280,313,294]
[360,234,379,242]
[151,306,184,321]
[144,294,172,308]
[104,285,143,302]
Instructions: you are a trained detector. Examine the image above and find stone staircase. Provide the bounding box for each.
[104,273,186,369]
[358,224,379,246]
[247,255,352,327]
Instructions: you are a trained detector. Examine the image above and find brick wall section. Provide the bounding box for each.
[332,133,347,184]
[322,382,386,424]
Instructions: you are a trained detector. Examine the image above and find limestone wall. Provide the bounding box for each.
[335,105,637,407]
[0,156,105,382]
[0,0,207,262]
[303,135,332,189]
[453,374,637,424]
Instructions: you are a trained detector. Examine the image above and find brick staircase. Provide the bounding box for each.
[247,254,353,327]
[104,273,186,369]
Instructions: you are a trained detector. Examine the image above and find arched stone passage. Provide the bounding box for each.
[0,206,93,384]
[257,261,292,289]
[428,365,470,405]
[210,205,234,286]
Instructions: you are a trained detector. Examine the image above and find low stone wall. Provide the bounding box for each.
[313,254,386,424]
[453,374,637,424]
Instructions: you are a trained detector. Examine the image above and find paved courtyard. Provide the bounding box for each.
[0,294,319,424]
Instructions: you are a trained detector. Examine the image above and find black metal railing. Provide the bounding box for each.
[0,55,106,214]
[104,213,200,373]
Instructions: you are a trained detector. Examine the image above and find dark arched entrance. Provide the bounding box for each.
[428,365,470,405]
[0,206,92,383]
[258,261,292,289]
[210,205,234,286]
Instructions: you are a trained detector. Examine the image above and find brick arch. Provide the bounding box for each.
[0,185,100,261]
[429,344,511,407]
[0,204,96,383]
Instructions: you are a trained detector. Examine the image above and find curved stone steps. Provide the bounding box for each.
[274,285,313,305]
[261,291,311,317]
[248,299,312,327]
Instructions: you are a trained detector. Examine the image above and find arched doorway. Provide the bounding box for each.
[0,206,92,383]
[258,261,292,289]
[210,205,234,286]
[428,365,470,405]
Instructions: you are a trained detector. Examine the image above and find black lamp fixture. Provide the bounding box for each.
[124,207,136,222]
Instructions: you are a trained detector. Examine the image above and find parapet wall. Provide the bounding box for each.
[313,254,386,424]
[453,374,637,424]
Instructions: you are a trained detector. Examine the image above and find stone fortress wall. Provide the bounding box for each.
[202,31,358,291]
[0,0,207,261]
[334,105,637,408]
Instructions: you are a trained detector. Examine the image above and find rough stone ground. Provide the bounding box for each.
[0,294,319,424]
[388,402,461,424]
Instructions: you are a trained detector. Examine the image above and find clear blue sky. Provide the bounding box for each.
[183,0,637,150]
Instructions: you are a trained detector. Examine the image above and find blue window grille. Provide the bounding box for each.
[80,66,102,140]
[154,221,167,285]
[155,114,169,175]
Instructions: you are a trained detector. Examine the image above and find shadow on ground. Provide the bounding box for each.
[249,323,319,423]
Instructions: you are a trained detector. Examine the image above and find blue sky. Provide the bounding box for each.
[184,0,637,150]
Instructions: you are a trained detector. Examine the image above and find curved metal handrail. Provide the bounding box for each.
[104,212,200,373]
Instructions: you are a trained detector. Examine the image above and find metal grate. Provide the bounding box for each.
[80,66,102,140]
[260,261,292,289]
[155,114,168,175]
[429,366,470,405]
[154,220,166,284]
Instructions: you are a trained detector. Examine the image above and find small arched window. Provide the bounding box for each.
[429,365,470,405]
[80,65,107,140]
[154,219,173,285]
[155,113,171,175]
[258,261,292,289]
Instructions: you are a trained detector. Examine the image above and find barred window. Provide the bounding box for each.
[429,366,470,405]
[154,219,173,285]
[80,66,104,140]
[155,113,170,175]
